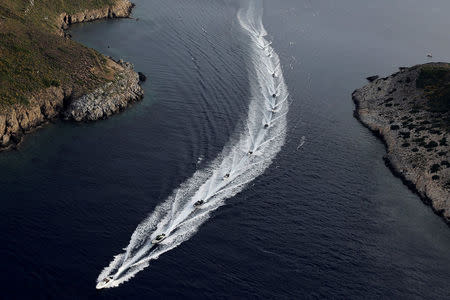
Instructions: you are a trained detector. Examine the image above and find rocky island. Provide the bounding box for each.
[0,0,143,151]
[353,63,450,224]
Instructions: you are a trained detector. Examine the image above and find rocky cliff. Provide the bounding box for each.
[353,63,450,224]
[0,86,67,150]
[58,0,134,31]
[64,60,143,122]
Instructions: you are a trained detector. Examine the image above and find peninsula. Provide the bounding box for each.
[0,0,143,151]
[353,63,450,224]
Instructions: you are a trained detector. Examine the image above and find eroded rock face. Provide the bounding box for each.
[353,63,450,224]
[0,86,66,150]
[64,60,143,122]
[58,0,134,31]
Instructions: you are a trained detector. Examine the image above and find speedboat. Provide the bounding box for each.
[194,200,205,207]
[96,276,113,289]
[152,233,166,244]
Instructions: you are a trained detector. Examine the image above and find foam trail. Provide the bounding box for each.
[96,0,291,288]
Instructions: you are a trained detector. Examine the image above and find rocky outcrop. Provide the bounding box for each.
[353,63,450,224]
[0,86,68,150]
[0,59,143,151]
[58,0,134,31]
[64,60,143,121]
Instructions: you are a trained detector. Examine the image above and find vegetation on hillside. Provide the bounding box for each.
[416,65,450,113]
[0,0,117,108]
[416,65,450,131]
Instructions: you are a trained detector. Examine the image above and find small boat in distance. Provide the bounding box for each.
[96,276,113,289]
[194,200,205,207]
[152,234,166,244]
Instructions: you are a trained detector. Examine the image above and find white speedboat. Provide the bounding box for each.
[194,200,205,207]
[96,276,113,289]
[152,233,166,244]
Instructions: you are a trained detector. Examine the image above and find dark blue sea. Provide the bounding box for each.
[1,0,450,298]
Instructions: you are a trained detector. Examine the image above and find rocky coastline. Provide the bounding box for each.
[58,0,134,33]
[0,0,143,152]
[64,60,143,122]
[353,63,450,224]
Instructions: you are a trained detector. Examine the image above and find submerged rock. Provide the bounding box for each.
[138,72,147,82]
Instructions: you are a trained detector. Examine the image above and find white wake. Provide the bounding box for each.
[97,0,290,288]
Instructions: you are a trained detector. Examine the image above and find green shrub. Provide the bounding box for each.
[399,131,410,138]
[430,164,441,173]
[42,78,60,88]
[424,141,438,148]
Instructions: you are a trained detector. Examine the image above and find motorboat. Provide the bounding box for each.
[194,200,205,207]
[96,276,113,289]
[152,233,166,244]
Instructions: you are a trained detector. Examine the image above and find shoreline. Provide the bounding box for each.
[353,63,449,225]
[353,97,440,215]
[0,0,143,152]
[58,0,135,34]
